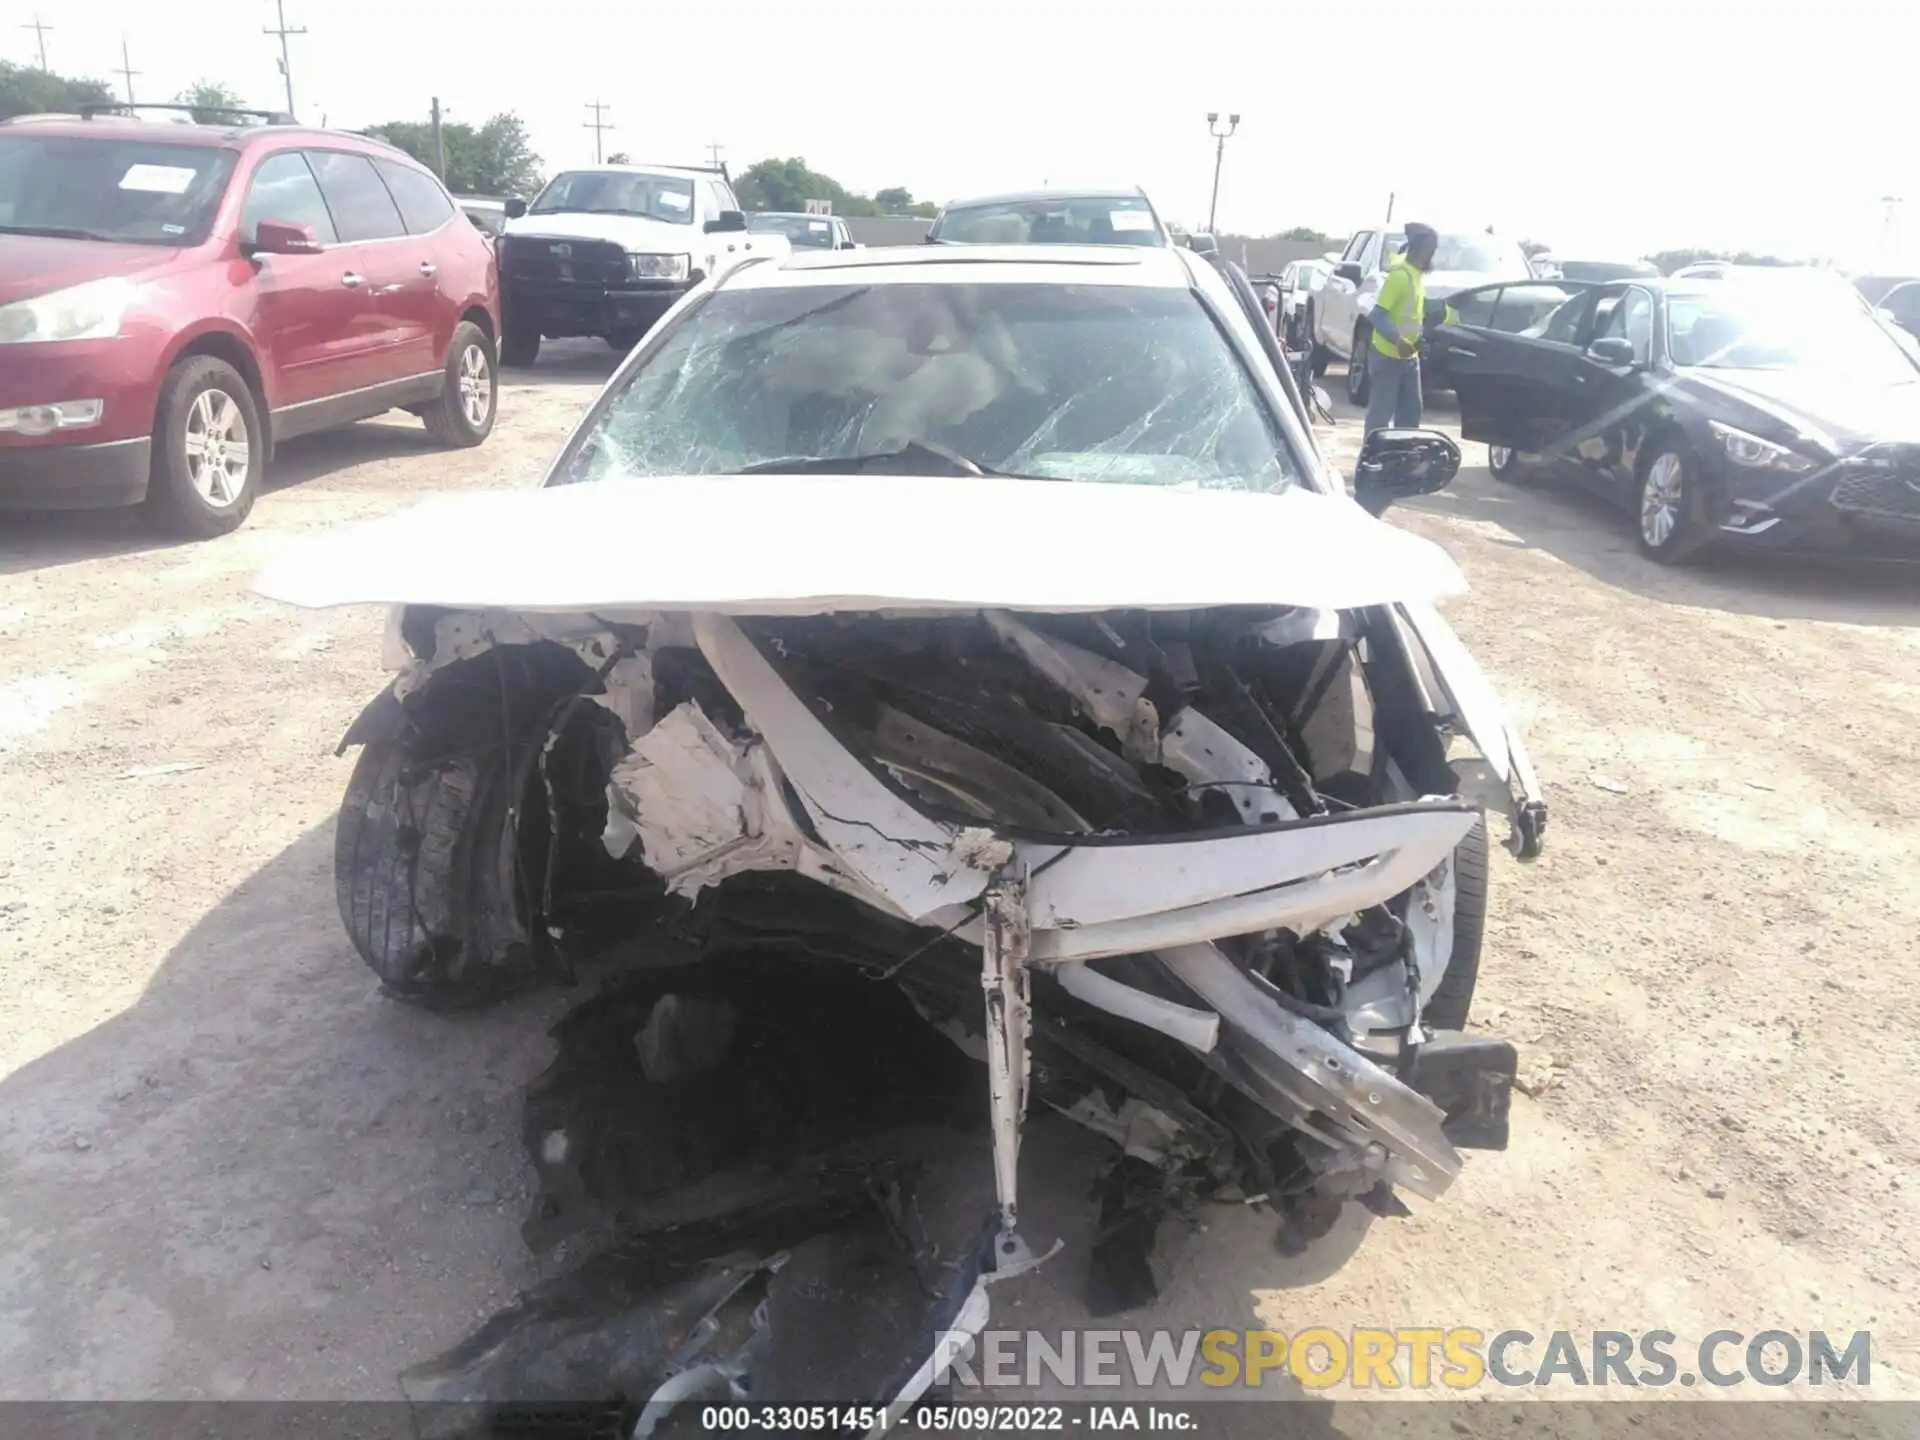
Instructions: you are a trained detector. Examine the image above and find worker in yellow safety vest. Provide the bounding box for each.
[1362,222,1442,436]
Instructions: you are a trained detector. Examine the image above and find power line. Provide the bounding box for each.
[114,37,140,104]
[707,140,725,171]
[262,0,307,119]
[21,15,51,71]
[583,100,613,164]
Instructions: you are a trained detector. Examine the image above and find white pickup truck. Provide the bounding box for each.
[497,162,791,365]
[1312,225,1532,403]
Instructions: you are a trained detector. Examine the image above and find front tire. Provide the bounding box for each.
[1488,445,1531,484]
[1422,818,1488,1031]
[335,737,538,1009]
[140,356,262,539]
[1635,445,1705,564]
[423,322,497,448]
[1346,326,1372,406]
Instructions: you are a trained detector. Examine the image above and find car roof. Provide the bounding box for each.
[939,186,1151,210]
[722,243,1198,291]
[0,115,410,154]
[750,211,842,220]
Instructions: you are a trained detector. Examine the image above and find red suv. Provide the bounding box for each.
[0,113,500,537]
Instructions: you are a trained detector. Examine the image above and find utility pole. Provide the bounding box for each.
[21,15,51,71]
[263,0,306,119]
[113,37,140,103]
[583,100,612,164]
[430,97,448,181]
[706,140,725,171]
[1205,112,1240,235]
[1384,192,1396,226]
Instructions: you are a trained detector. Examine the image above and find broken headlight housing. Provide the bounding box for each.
[1709,421,1817,474]
[627,252,691,282]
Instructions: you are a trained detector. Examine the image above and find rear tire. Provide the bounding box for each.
[500,315,540,367]
[1422,817,1488,1031]
[606,328,643,354]
[140,355,262,539]
[1346,326,1372,406]
[422,322,497,448]
[1488,445,1531,484]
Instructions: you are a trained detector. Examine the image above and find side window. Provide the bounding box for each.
[1540,288,1599,344]
[1886,285,1920,322]
[1341,231,1370,264]
[1487,283,1587,337]
[699,181,733,219]
[1595,287,1655,363]
[715,181,741,213]
[373,158,455,235]
[240,151,338,246]
[306,150,406,243]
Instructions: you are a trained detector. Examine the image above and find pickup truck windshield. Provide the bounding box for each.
[0,136,236,246]
[1383,231,1530,278]
[555,282,1295,491]
[530,171,695,223]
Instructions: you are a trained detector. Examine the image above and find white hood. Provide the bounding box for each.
[503,212,698,250]
[253,474,1467,615]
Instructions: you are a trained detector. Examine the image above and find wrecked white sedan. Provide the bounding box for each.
[258,244,1546,1415]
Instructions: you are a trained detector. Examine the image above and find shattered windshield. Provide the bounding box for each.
[554,281,1296,490]
[529,170,695,223]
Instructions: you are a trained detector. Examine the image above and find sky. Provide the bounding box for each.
[17,0,1919,270]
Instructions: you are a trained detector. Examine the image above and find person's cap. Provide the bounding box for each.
[1403,222,1438,245]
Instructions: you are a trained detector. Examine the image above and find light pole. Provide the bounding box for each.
[1205,112,1240,235]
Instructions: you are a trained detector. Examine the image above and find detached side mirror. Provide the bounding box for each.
[1334,262,1364,285]
[1353,428,1461,516]
[504,198,528,219]
[251,219,322,255]
[704,209,748,234]
[1587,336,1636,366]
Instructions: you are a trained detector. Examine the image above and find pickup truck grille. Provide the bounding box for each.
[503,235,628,290]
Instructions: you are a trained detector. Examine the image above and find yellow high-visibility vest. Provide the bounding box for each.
[1371,259,1426,359]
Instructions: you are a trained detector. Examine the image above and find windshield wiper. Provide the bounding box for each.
[0,224,114,241]
[736,439,1061,481]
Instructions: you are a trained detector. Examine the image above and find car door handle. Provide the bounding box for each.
[340,272,364,288]
[418,261,438,278]
[1450,346,1478,360]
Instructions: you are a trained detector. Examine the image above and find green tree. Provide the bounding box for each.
[0,60,113,121]
[1278,225,1332,243]
[174,80,248,123]
[874,186,914,213]
[364,112,543,197]
[1519,237,1551,257]
[604,152,631,165]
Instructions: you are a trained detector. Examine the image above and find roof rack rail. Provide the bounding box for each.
[76,102,297,125]
[615,159,732,181]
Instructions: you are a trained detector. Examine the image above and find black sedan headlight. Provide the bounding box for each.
[1709,421,1818,474]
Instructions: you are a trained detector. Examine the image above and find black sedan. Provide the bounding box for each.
[1425,277,1920,562]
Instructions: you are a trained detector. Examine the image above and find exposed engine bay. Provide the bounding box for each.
[332,589,1543,1425]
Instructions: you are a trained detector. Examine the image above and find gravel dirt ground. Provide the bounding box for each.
[3,348,1917,1426]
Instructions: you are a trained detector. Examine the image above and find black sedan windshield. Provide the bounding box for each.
[1669,291,1918,383]
[555,282,1294,491]
[0,136,236,246]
